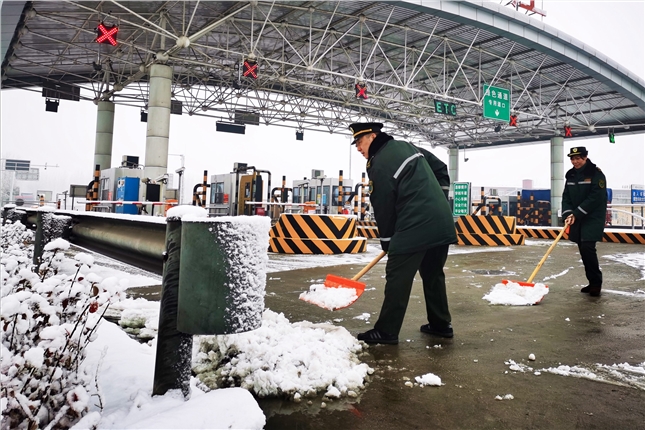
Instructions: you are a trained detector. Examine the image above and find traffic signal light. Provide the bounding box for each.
[355,82,368,99]
[564,125,572,137]
[509,115,518,127]
[608,131,615,143]
[242,60,258,79]
[96,22,118,46]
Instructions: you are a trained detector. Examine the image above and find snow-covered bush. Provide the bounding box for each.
[1,220,125,429]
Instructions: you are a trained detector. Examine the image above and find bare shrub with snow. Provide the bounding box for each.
[1,220,125,429]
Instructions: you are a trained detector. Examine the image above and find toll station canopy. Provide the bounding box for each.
[2,1,644,149]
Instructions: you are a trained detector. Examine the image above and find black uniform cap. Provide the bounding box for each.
[349,122,383,145]
[567,146,588,157]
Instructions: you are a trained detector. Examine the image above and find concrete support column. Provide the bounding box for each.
[93,101,115,174]
[550,136,565,226]
[143,63,172,201]
[448,147,459,187]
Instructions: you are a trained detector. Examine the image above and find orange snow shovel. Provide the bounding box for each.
[501,220,571,303]
[321,250,387,300]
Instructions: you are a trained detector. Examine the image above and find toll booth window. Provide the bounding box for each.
[308,188,316,202]
[100,178,110,200]
[322,186,330,205]
[332,186,352,206]
[211,182,225,204]
[293,187,301,203]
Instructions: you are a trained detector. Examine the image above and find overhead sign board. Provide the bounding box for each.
[452,182,471,216]
[434,100,457,116]
[483,84,510,122]
[631,184,645,203]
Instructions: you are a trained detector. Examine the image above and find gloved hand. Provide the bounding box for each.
[380,240,389,252]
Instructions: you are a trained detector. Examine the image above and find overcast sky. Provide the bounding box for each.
[1,1,644,202]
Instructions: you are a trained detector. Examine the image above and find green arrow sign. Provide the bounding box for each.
[483,84,510,122]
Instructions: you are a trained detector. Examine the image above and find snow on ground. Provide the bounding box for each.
[7,227,642,428]
[541,268,573,281]
[192,309,372,400]
[603,252,645,280]
[414,373,443,387]
[483,282,549,305]
[266,242,517,273]
[504,359,645,391]
[78,321,266,429]
[524,239,576,247]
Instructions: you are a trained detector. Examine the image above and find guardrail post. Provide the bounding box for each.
[33,211,73,266]
[153,217,192,397]
[33,212,46,266]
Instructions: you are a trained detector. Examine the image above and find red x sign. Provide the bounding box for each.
[96,23,118,46]
[564,125,572,137]
[509,115,518,127]
[243,60,258,79]
[355,83,368,99]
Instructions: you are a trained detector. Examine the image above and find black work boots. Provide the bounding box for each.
[580,285,602,296]
[420,323,454,338]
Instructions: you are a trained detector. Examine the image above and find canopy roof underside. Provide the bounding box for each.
[2,0,644,149]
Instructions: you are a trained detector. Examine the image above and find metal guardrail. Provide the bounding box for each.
[5,204,644,277]
[17,209,167,275]
[607,204,645,229]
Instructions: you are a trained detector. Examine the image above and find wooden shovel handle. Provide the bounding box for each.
[526,221,570,284]
[352,251,387,281]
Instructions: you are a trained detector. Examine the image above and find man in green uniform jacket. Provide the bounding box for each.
[561,146,608,297]
[349,122,457,344]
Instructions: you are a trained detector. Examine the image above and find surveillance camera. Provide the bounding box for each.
[154,173,169,183]
[464,158,469,162]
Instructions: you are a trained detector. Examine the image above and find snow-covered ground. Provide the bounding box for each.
[3,221,644,428]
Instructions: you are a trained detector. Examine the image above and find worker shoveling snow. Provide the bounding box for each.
[483,281,549,305]
[300,284,359,311]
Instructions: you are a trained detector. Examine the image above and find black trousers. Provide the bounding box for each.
[577,241,602,287]
[374,244,451,336]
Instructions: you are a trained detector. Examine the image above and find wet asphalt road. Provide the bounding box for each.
[260,240,645,430]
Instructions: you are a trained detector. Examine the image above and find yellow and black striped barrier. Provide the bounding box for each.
[517,226,645,245]
[456,232,525,246]
[270,214,357,239]
[268,237,367,254]
[602,231,645,244]
[455,215,517,235]
[455,215,524,246]
[269,214,366,254]
[356,220,379,238]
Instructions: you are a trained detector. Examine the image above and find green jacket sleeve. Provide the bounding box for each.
[561,177,573,219]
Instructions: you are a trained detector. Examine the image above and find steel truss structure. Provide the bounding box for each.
[2,1,644,149]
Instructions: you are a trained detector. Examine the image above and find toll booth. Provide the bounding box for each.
[115,177,140,214]
[500,195,519,217]
[209,163,271,216]
[98,167,143,212]
[292,176,354,215]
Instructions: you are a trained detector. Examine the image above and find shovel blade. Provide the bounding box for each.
[501,279,549,304]
[299,275,365,310]
[324,274,366,293]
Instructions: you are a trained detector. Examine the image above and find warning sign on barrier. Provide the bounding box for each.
[453,182,470,216]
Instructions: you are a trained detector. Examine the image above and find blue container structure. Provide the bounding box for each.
[116,177,140,214]
[521,189,550,202]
